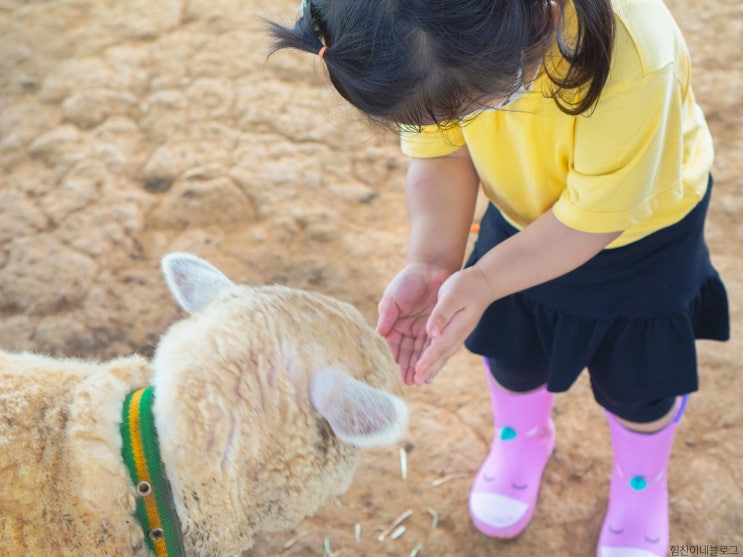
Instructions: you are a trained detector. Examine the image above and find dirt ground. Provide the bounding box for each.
[0,0,741,555]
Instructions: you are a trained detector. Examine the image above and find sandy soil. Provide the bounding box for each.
[0,0,741,555]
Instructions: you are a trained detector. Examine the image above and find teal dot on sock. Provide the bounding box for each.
[500,426,517,441]
[630,476,647,491]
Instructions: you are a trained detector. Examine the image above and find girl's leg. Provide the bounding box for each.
[614,398,681,433]
[597,395,687,557]
[469,359,555,538]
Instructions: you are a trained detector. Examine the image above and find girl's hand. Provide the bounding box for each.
[409,210,622,385]
[413,265,494,384]
[376,262,453,385]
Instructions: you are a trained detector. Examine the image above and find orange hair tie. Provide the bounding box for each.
[318,45,328,59]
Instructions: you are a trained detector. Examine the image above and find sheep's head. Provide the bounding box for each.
[149,252,408,555]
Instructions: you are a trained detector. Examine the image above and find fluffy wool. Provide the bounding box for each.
[0,252,408,556]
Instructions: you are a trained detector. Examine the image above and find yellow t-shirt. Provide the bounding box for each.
[400,0,713,248]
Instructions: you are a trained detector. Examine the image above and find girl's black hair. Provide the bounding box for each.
[266,0,615,126]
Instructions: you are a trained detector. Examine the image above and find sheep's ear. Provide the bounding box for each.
[161,252,235,314]
[310,368,409,449]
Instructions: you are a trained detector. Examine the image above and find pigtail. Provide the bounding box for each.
[549,0,615,115]
[265,2,326,60]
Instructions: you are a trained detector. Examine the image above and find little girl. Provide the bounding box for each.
[268,0,730,555]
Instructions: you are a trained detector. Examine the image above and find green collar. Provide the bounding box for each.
[120,387,185,556]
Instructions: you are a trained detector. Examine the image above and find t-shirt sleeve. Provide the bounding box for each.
[553,66,687,234]
[400,123,466,158]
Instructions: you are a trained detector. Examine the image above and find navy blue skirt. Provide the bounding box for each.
[464,177,729,416]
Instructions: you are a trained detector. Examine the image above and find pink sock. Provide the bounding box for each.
[469,361,555,538]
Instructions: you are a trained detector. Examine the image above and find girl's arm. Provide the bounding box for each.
[376,148,480,384]
[471,208,622,302]
[404,147,481,270]
[416,208,622,384]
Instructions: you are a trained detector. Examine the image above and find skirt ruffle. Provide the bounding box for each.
[464,177,730,400]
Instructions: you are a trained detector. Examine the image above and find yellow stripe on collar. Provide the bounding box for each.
[121,387,185,556]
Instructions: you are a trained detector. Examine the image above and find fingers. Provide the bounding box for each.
[413,335,460,385]
[399,332,428,386]
[378,295,460,387]
[397,333,417,386]
[383,329,428,386]
[415,302,476,384]
[424,279,462,339]
[425,306,461,347]
[376,296,400,337]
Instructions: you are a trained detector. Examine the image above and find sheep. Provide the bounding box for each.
[0,252,409,556]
